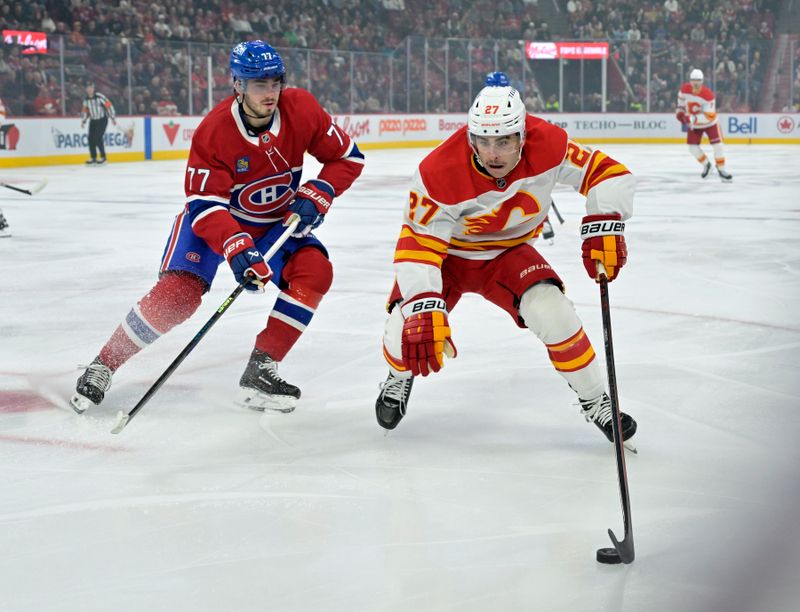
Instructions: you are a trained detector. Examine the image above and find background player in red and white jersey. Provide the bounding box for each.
[71,40,364,415]
[375,84,638,449]
[676,68,733,182]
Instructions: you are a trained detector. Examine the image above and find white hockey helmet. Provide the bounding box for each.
[689,68,704,81]
[468,86,527,141]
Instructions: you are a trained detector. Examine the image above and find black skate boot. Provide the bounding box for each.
[239,349,300,413]
[0,208,10,238]
[541,216,555,242]
[579,393,637,451]
[700,160,712,178]
[70,357,113,414]
[717,167,733,183]
[375,372,414,430]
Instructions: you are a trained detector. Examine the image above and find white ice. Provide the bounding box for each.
[1,144,799,612]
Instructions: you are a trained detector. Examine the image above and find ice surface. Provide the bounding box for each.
[1,144,798,611]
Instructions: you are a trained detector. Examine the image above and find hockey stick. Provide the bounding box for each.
[597,262,635,564]
[1,178,48,196]
[550,199,565,224]
[111,215,300,434]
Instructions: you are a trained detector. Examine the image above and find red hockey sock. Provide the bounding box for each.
[99,272,205,371]
[254,248,331,361]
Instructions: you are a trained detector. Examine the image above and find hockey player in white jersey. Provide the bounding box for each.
[374,84,638,449]
[676,69,733,182]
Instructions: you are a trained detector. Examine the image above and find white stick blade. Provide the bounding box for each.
[110,411,130,434]
[29,178,48,194]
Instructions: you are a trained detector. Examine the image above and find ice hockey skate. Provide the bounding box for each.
[717,167,733,183]
[0,209,10,238]
[579,393,637,452]
[70,357,113,414]
[375,372,414,430]
[541,216,555,243]
[238,349,300,413]
[700,160,712,178]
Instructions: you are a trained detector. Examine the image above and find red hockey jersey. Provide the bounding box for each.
[184,88,364,253]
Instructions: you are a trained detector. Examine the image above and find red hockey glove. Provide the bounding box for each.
[283,179,334,237]
[400,293,457,377]
[580,214,627,282]
[223,232,273,292]
[676,109,690,125]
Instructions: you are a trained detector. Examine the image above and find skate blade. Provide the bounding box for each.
[238,389,296,413]
[69,393,93,414]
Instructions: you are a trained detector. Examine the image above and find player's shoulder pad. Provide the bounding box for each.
[699,85,715,101]
[522,115,569,173]
[417,127,471,205]
[679,82,694,94]
[279,87,324,113]
[195,95,236,140]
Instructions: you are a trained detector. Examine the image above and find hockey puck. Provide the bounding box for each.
[596,547,622,564]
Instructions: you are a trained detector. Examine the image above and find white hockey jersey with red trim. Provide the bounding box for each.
[677,83,718,128]
[392,116,635,301]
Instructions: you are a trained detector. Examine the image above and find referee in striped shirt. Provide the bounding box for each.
[80,81,116,165]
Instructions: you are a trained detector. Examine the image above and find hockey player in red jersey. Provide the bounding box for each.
[375,84,637,449]
[675,68,733,182]
[71,40,364,415]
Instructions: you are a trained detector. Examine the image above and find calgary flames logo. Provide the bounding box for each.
[463,191,541,235]
[237,171,295,214]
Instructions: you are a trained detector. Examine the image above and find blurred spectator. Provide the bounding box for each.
[41,11,56,33]
[0,0,787,115]
[33,86,59,115]
[155,87,178,116]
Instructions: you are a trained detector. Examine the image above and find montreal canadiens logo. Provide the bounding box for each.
[238,171,294,214]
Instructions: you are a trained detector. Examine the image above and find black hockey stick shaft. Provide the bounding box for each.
[111,215,300,434]
[110,280,248,433]
[599,270,635,564]
[550,200,565,224]
[1,182,33,195]
[1,178,47,195]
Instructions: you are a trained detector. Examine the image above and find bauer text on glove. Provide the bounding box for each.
[400,293,457,377]
[223,232,273,291]
[580,213,627,282]
[283,179,334,237]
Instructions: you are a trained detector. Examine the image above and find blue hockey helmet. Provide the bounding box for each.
[485,71,510,87]
[230,40,286,82]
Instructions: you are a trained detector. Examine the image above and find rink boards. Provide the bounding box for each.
[1,111,798,168]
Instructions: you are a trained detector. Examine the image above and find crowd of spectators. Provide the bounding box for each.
[0,0,789,118]
[563,0,781,112]
[792,41,800,111]
[0,0,548,118]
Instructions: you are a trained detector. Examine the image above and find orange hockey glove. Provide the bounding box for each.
[580,214,627,282]
[400,293,457,377]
